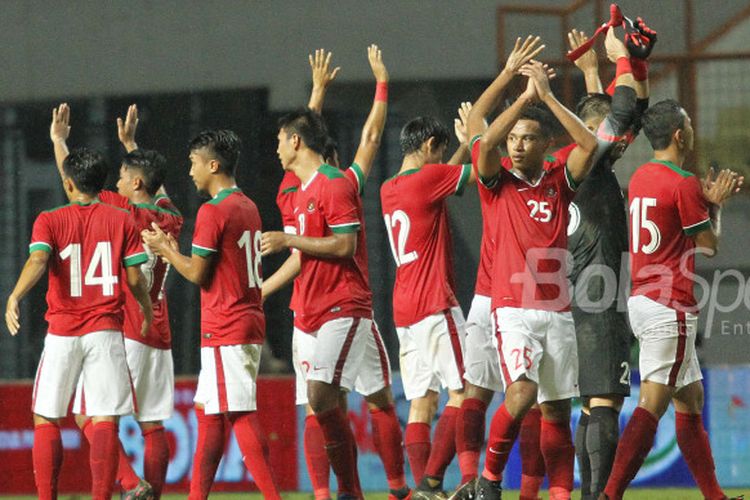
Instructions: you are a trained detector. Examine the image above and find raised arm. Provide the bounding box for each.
[5,251,49,335]
[49,103,71,179]
[117,104,139,152]
[520,61,596,183]
[467,35,545,140]
[351,44,388,181]
[568,29,603,94]
[448,102,474,177]
[307,49,340,114]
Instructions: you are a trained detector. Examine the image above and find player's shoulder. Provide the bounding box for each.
[278,171,300,195]
[204,187,243,207]
[317,163,347,181]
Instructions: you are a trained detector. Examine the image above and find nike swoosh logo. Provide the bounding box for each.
[517,187,530,192]
[488,447,506,455]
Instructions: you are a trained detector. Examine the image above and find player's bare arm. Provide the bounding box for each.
[569,29,603,94]
[125,265,154,337]
[5,250,50,335]
[520,60,596,183]
[604,27,637,90]
[117,104,139,152]
[467,35,545,141]
[351,44,388,181]
[307,49,340,114]
[261,230,356,259]
[261,252,301,301]
[695,168,744,256]
[49,103,71,178]
[142,222,213,285]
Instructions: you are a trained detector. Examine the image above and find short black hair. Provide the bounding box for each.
[642,99,686,150]
[516,104,557,138]
[277,108,329,155]
[122,149,167,196]
[62,148,108,196]
[576,93,612,123]
[188,129,242,176]
[323,136,339,165]
[399,117,451,155]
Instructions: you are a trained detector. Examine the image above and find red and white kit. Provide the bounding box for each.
[29,200,148,418]
[380,163,471,400]
[628,159,710,388]
[190,187,266,414]
[472,137,579,403]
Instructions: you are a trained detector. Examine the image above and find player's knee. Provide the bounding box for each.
[505,379,537,417]
[307,381,339,414]
[408,392,438,423]
[540,399,571,422]
[465,383,494,404]
[364,386,394,409]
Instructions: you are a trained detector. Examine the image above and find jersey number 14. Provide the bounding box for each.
[60,242,118,297]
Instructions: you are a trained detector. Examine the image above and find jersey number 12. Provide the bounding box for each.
[384,210,418,267]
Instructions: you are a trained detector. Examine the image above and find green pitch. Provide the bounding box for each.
[3,490,746,499]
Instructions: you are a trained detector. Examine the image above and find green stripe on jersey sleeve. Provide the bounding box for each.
[192,244,217,257]
[123,252,148,267]
[469,134,482,150]
[455,164,471,196]
[564,166,580,191]
[330,222,360,234]
[29,242,52,254]
[684,219,711,236]
[349,163,366,194]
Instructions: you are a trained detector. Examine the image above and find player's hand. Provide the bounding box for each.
[605,26,629,63]
[702,168,744,206]
[142,222,171,257]
[5,295,20,336]
[367,44,388,83]
[50,103,71,144]
[310,49,340,90]
[568,29,597,73]
[519,60,555,100]
[454,102,474,146]
[260,231,289,256]
[626,17,657,59]
[140,306,153,338]
[504,35,545,75]
[117,104,139,151]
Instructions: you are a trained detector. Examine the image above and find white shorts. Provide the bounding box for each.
[194,344,261,415]
[35,331,134,419]
[628,296,702,389]
[464,295,503,393]
[123,339,174,422]
[396,307,467,401]
[492,307,579,404]
[294,317,391,400]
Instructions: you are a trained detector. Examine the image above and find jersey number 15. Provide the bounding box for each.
[629,197,661,254]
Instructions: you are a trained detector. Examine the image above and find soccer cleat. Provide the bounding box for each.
[121,479,154,500]
[389,486,412,500]
[727,496,744,500]
[412,488,447,500]
[475,475,502,500]
[448,478,477,500]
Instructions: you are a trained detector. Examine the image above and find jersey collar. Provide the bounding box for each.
[300,171,319,191]
[509,168,547,187]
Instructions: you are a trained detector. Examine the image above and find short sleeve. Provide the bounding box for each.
[154,195,182,216]
[346,163,366,195]
[99,190,130,210]
[676,176,711,235]
[422,163,472,203]
[322,178,361,234]
[192,204,222,256]
[471,136,502,190]
[29,213,54,254]
[123,217,148,267]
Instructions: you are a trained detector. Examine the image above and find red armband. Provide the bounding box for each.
[375,82,388,102]
[631,58,648,82]
[606,57,633,96]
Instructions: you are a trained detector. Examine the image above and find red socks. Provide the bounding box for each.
[457,398,488,484]
[604,407,658,500]
[228,412,281,499]
[304,415,332,500]
[90,421,119,500]
[33,423,63,500]
[540,418,574,500]
[520,408,545,499]
[370,405,407,491]
[81,419,140,492]
[675,412,725,500]
[423,406,458,481]
[482,404,522,481]
[405,422,431,484]
[316,407,361,497]
[189,407,227,500]
[143,426,170,498]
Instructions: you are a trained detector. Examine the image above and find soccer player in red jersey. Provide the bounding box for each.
[380,109,476,498]
[48,104,184,499]
[466,55,597,499]
[5,117,153,499]
[142,130,280,499]
[267,47,407,500]
[601,100,743,500]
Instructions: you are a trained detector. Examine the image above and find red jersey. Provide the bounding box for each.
[292,164,372,333]
[99,191,183,349]
[628,160,710,311]
[276,172,301,312]
[191,187,265,346]
[380,163,471,326]
[29,200,148,336]
[471,137,576,312]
